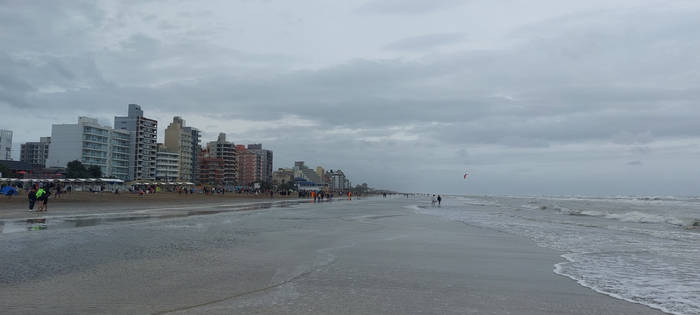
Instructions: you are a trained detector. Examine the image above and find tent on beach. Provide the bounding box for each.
[0,185,18,196]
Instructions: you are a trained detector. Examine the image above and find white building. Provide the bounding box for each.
[156,145,180,181]
[0,129,12,160]
[47,117,131,180]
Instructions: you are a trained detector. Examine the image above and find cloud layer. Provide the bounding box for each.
[2,0,699,195]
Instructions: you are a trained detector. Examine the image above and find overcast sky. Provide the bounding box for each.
[2,0,700,196]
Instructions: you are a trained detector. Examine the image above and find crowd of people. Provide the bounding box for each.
[26,184,57,212]
[298,190,355,202]
[2,180,370,214]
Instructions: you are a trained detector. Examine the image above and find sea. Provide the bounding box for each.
[411,195,700,315]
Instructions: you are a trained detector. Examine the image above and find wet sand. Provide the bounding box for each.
[0,192,298,219]
[0,198,666,314]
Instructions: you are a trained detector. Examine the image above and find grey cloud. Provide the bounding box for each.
[384,33,466,51]
[356,0,467,15]
[4,1,700,195]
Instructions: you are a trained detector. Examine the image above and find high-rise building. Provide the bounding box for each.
[0,129,12,160]
[315,166,325,184]
[47,117,130,179]
[156,144,179,182]
[198,147,224,186]
[272,168,295,186]
[164,117,195,181]
[20,137,51,167]
[329,169,348,191]
[207,133,236,186]
[293,161,321,184]
[189,127,201,183]
[114,104,157,180]
[236,145,258,186]
[247,144,273,183]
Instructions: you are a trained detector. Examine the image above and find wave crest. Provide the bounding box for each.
[525,204,700,228]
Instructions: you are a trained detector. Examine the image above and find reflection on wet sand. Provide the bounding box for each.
[0,199,331,234]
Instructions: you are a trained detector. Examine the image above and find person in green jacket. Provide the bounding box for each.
[36,187,48,212]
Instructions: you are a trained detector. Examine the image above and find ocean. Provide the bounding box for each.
[411,195,700,315]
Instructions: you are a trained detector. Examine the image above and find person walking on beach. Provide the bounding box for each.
[36,186,48,212]
[27,186,37,211]
[431,194,437,206]
[437,195,442,206]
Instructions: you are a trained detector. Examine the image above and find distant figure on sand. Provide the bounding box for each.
[431,195,437,206]
[437,195,442,206]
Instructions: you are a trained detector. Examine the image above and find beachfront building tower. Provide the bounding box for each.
[315,166,325,184]
[114,104,158,181]
[189,127,202,183]
[198,147,224,186]
[156,144,180,182]
[164,116,196,181]
[47,117,130,180]
[247,144,273,184]
[272,168,295,186]
[0,129,13,160]
[20,137,51,167]
[235,145,258,186]
[293,161,321,184]
[329,169,348,191]
[206,133,237,187]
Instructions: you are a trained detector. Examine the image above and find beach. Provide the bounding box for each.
[0,197,667,314]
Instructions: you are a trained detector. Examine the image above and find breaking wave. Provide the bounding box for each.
[528,204,700,229]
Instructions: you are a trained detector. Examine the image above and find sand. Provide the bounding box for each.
[0,198,667,314]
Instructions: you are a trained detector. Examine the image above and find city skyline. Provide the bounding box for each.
[4,105,360,188]
[3,106,360,189]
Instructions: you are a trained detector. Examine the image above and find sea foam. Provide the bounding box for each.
[413,195,700,315]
